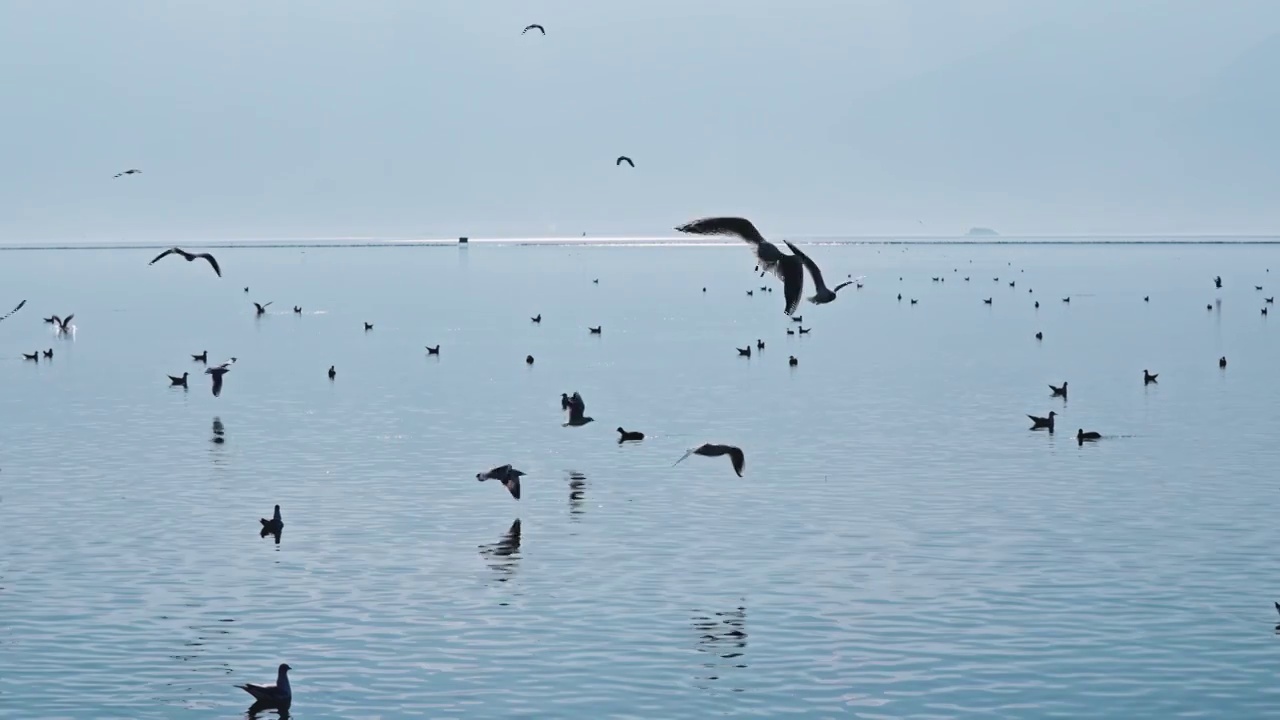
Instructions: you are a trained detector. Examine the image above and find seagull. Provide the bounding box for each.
[206,362,233,397]
[983,298,993,305]
[676,216,806,315]
[22,351,38,362]
[588,326,602,334]
[617,427,645,442]
[477,464,524,500]
[148,247,222,277]
[1144,369,1158,384]
[1257,286,1264,291]
[1028,411,1056,431]
[236,663,292,711]
[737,346,751,357]
[113,168,141,178]
[328,365,336,380]
[782,241,855,305]
[616,156,635,168]
[1035,331,1043,340]
[425,345,440,356]
[564,391,594,426]
[1077,429,1101,445]
[674,443,745,477]
[531,314,541,323]
[791,316,803,323]
[293,306,302,314]
[253,302,272,316]
[168,372,188,388]
[526,355,534,365]
[41,348,52,359]
[259,504,283,537]
[192,350,207,363]
[522,23,545,35]
[364,322,374,330]
[788,355,798,366]
[1,299,26,323]
[1049,382,1068,398]
[1266,297,1275,304]
[1219,356,1227,368]
[1214,275,1223,288]
[46,314,74,334]
[797,326,810,335]
[1062,297,1071,303]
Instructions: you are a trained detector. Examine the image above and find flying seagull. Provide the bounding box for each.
[47,314,74,334]
[782,240,855,305]
[523,23,545,35]
[477,464,525,500]
[676,216,805,315]
[674,443,746,477]
[0,299,26,323]
[236,663,292,712]
[113,168,141,178]
[616,156,635,168]
[149,247,222,277]
[563,391,594,427]
[206,361,233,397]
[254,302,272,316]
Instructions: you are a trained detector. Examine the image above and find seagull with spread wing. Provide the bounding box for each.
[113,168,141,178]
[523,24,545,35]
[674,443,746,477]
[0,299,26,324]
[676,216,806,315]
[616,156,635,168]
[149,247,222,277]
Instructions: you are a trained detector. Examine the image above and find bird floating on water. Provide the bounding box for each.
[149,247,222,277]
[1144,369,1159,384]
[674,443,746,477]
[477,464,524,500]
[1214,275,1223,289]
[789,355,798,367]
[425,345,440,356]
[236,663,292,712]
[192,350,207,363]
[1077,429,1101,445]
[563,391,594,426]
[737,346,751,357]
[293,306,302,314]
[983,298,992,305]
[113,168,141,178]
[168,372,188,388]
[1035,331,1043,340]
[1028,411,1056,431]
[531,314,541,323]
[617,427,645,443]
[364,322,374,330]
[22,351,38,362]
[328,365,336,380]
[41,348,52,359]
[522,23,545,35]
[616,156,634,167]
[526,355,534,365]
[1050,382,1068,398]
[1219,356,1227,368]
[588,326,602,334]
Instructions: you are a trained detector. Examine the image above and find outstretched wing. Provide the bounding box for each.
[676,216,768,246]
[780,257,805,315]
[726,446,745,477]
[197,253,222,277]
[0,299,25,323]
[211,374,224,397]
[672,448,696,467]
[783,240,827,292]
[830,281,855,293]
[149,247,180,265]
[616,156,634,167]
[59,314,74,328]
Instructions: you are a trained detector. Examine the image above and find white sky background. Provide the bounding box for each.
[0,0,1277,242]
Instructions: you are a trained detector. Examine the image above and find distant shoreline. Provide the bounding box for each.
[1,234,1279,251]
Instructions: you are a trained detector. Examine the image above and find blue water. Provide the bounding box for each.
[2,241,1280,718]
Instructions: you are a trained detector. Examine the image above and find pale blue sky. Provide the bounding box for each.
[0,0,1277,241]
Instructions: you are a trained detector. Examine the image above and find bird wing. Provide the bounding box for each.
[236,683,276,702]
[672,448,696,467]
[616,156,633,167]
[0,299,26,323]
[779,257,805,315]
[727,446,745,476]
[676,216,769,246]
[211,374,223,397]
[196,253,222,277]
[570,392,585,415]
[504,475,521,500]
[148,247,179,265]
[783,241,828,293]
[60,314,74,328]
[830,280,855,293]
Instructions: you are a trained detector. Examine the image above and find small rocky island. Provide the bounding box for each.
[966,227,999,237]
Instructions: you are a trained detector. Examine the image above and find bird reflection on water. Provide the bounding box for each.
[691,603,748,692]
[478,518,521,583]
[247,703,290,719]
[568,471,587,518]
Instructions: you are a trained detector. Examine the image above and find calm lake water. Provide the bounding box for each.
[2,240,1280,719]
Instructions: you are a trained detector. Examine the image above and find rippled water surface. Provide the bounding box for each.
[3,241,1280,719]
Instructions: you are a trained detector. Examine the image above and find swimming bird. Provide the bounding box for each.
[425,345,440,355]
[1050,382,1068,398]
[1256,286,1263,291]
[293,306,302,314]
[786,328,795,336]
[797,326,810,335]
[531,314,541,323]
[1144,369,1158,384]
[1207,304,1213,310]
[756,339,764,350]
[243,287,249,293]
[593,279,599,284]
[522,23,545,35]
[526,355,534,365]
[617,427,645,443]
[616,156,634,167]
[236,663,292,711]
[737,346,751,357]
[1062,297,1070,303]
[364,321,373,330]
[113,168,141,178]
[1144,296,1149,302]
[1214,275,1222,288]
[169,372,188,388]
[253,302,272,316]
[983,298,992,305]
[1035,331,1043,340]
[192,350,207,363]
[676,217,806,314]
[206,363,232,397]
[782,241,855,305]
[746,290,754,297]
[22,351,38,362]
[260,503,283,532]
[1267,297,1275,304]
[1028,411,1056,431]
[1219,356,1227,368]
[910,298,918,305]
[149,247,222,277]
[791,316,803,323]
[588,326,602,334]
[897,294,902,301]
[564,392,594,426]
[0,299,25,324]
[1264,307,1270,316]
[1034,301,1040,308]
[789,355,798,366]
[673,443,745,477]
[1009,281,1015,288]
[964,277,970,281]
[328,365,336,380]
[477,464,524,500]
[1077,429,1101,445]
[44,314,74,334]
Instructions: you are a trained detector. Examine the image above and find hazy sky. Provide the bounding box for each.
[1,0,1277,241]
